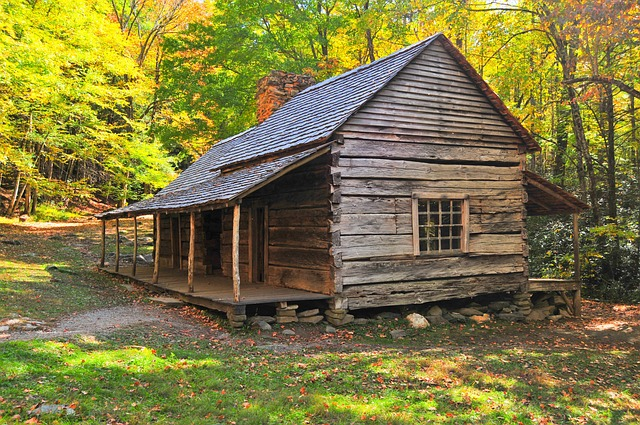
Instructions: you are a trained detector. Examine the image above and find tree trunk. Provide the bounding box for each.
[365,28,375,63]
[553,101,570,184]
[547,17,600,224]
[30,187,37,215]
[23,185,31,215]
[7,172,21,216]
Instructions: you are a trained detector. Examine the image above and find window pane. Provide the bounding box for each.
[417,198,465,255]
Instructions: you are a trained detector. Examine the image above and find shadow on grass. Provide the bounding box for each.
[1,333,638,424]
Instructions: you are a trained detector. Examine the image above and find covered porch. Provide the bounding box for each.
[524,171,590,316]
[101,264,331,320]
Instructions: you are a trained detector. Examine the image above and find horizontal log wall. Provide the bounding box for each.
[333,39,528,309]
[220,155,333,294]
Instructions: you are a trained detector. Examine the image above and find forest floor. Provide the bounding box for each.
[0,219,639,424]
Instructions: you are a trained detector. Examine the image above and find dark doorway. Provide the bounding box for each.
[202,210,222,274]
[251,206,268,283]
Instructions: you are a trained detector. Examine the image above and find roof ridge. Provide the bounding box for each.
[295,33,442,97]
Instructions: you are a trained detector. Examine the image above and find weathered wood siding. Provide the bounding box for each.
[158,213,210,273]
[333,39,528,309]
[220,155,333,294]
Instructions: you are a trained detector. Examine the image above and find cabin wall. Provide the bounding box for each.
[158,211,222,274]
[220,155,334,294]
[333,38,529,310]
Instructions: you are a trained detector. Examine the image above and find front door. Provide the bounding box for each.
[251,206,268,283]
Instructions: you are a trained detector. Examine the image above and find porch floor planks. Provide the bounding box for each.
[102,265,331,307]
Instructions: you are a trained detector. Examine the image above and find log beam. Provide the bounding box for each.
[100,220,106,268]
[132,216,138,276]
[152,213,161,285]
[178,214,184,270]
[232,203,241,303]
[115,218,120,273]
[188,211,195,293]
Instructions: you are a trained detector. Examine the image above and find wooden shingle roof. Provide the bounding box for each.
[99,33,540,219]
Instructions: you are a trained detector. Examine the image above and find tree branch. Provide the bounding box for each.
[563,76,640,99]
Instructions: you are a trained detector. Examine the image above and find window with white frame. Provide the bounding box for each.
[412,194,469,255]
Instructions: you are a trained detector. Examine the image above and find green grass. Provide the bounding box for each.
[1,333,638,424]
[32,204,85,222]
[0,222,639,424]
[0,224,131,321]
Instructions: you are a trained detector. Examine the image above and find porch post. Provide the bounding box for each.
[188,211,195,293]
[100,219,106,268]
[115,218,120,273]
[152,213,161,285]
[232,203,241,303]
[170,214,176,268]
[178,214,184,270]
[572,213,581,317]
[132,216,138,276]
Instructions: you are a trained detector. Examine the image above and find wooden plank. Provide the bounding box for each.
[469,233,523,255]
[469,212,524,234]
[232,204,241,303]
[152,214,161,285]
[528,278,580,292]
[340,234,413,260]
[340,178,524,198]
[339,138,520,164]
[269,207,329,227]
[268,266,333,294]
[337,158,520,181]
[269,226,329,249]
[340,196,411,215]
[341,119,520,145]
[345,113,518,139]
[115,218,120,273]
[100,220,106,268]
[340,213,412,235]
[188,211,195,293]
[358,102,513,130]
[383,79,502,110]
[269,246,330,270]
[470,198,524,214]
[344,273,526,310]
[342,254,525,286]
[371,91,506,122]
[132,216,138,276]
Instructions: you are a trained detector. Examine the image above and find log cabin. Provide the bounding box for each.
[97,33,588,326]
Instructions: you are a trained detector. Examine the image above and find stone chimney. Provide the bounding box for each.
[256,70,316,123]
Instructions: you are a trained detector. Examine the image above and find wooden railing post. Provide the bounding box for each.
[132,216,138,276]
[572,213,581,317]
[100,220,106,268]
[188,211,195,293]
[115,218,120,273]
[152,213,161,285]
[232,203,241,303]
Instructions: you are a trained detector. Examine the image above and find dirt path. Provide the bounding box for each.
[5,304,229,342]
